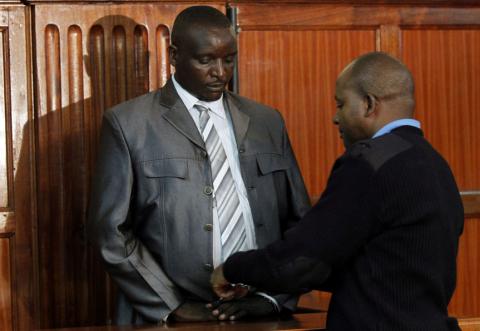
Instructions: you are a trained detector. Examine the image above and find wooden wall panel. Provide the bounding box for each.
[0,237,13,331]
[453,217,480,317]
[234,4,480,29]
[0,4,33,331]
[236,2,480,320]
[402,29,480,190]
[32,3,223,328]
[238,30,375,196]
[402,28,480,317]
[0,27,10,209]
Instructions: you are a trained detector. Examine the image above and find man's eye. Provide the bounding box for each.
[224,56,235,64]
[336,103,343,109]
[198,57,211,64]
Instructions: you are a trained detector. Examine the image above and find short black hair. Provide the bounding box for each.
[171,6,233,47]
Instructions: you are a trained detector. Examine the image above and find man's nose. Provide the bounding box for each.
[333,112,339,125]
[211,59,226,79]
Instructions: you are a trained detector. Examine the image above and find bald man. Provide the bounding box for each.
[212,52,464,331]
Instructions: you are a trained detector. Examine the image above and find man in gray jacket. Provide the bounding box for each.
[88,6,310,325]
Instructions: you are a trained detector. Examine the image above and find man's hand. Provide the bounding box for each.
[170,301,217,322]
[211,264,249,300]
[206,296,276,321]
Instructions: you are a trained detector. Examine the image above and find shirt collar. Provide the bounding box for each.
[172,75,226,119]
[372,119,421,139]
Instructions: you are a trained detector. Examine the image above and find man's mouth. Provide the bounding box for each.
[206,83,226,91]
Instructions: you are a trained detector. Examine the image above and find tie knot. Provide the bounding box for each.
[194,104,209,114]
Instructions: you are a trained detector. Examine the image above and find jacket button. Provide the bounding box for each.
[239,148,245,153]
[204,186,213,195]
[204,263,213,271]
[203,224,213,232]
[201,151,208,158]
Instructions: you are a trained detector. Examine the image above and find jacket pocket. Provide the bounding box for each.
[142,159,188,179]
[256,153,289,175]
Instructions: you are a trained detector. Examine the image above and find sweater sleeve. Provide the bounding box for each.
[224,154,378,294]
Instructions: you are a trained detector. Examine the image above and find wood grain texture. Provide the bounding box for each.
[234,4,480,29]
[0,5,35,331]
[0,28,8,208]
[402,29,480,191]
[0,237,12,331]
[450,217,480,317]
[0,213,15,234]
[0,27,13,211]
[462,192,480,218]
[112,25,127,104]
[32,4,224,328]
[155,24,170,90]
[231,0,480,4]
[238,29,375,196]
[133,25,149,97]
[236,3,480,320]
[377,24,400,58]
[20,0,480,4]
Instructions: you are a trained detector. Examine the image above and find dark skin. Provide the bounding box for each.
[169,24,237,102]
[168,25,276,322]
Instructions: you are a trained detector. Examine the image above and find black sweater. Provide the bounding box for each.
[224,126,464,331]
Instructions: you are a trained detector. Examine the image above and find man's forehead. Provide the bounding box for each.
[184,25,234,42]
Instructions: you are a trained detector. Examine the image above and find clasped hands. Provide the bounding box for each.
[171,265,272,322]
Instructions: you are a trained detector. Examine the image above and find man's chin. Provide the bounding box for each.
[199,91,224,102]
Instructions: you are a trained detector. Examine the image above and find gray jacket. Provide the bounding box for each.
[88,80,311,324]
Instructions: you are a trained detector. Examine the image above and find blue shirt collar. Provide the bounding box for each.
[372,119,421,139]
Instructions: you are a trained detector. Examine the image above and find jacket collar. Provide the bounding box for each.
[224,91,250,148]
[158,79,250,150]
[159,80,205,150]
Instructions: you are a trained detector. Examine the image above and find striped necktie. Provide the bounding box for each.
[195,104,247,260]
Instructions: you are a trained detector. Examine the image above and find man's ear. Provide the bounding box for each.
[364,94,378,117]
[169,45,178,66]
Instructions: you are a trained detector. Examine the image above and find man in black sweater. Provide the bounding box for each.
[211,52,464,330]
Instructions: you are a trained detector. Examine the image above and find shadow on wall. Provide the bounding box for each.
[13,15,165,328]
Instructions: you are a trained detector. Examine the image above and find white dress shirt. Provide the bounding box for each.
[172,76,257,267]
[170,76,279,312]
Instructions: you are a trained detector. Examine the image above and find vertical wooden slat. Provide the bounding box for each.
[0,28,8,208]
[112,25,127,105]
[156,24,170,89]
[43,23,67,326]
[67,24,89,324]
[133,25,148,97]
[88,24,105,145]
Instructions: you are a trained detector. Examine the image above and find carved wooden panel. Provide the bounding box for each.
[33,3,223,328]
